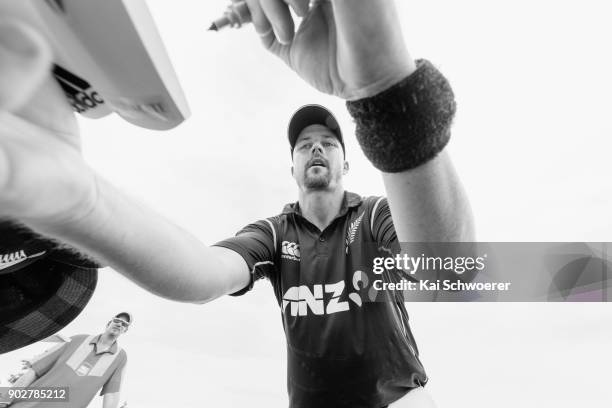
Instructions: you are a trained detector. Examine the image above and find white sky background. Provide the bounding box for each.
[2,0,612,407]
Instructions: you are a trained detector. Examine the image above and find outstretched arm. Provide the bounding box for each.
[382,152,475,242]
[1,369,36,407]
[38,177,252,302]
[0,20,250,303]
[246,0,475,241]
[331,0,474,241]
[9,369,37,388]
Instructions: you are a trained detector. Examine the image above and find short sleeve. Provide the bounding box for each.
[213,219,277,296]
[370,198,399,251]
[31,343,67,377]
[100,353,127,395]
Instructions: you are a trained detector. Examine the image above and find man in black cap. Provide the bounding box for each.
[215,103,436,406]
[0,0,473,406]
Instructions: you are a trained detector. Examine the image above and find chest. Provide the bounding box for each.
[272,211,375,318]
[62,338,121,378]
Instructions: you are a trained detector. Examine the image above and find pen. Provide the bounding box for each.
[208,1,252,31]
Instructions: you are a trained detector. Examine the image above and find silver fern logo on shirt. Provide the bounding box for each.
[346,211,365,253]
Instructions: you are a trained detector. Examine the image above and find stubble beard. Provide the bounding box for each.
[303,167,333,190]
[304,174,331,190]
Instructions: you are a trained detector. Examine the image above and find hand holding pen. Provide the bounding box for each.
[209,0,416,101]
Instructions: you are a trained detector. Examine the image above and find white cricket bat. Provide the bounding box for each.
[3,0,191,130]
[0,0,113,119]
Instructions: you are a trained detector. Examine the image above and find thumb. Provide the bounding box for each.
[0,19,52,113]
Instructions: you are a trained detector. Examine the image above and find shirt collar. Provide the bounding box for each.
[90,334,119,355]
[282,191,362,216]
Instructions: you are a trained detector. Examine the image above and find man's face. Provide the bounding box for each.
[105,316,129,337]
[292,125,347,191]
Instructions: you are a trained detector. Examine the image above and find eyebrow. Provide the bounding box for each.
[296,134,337,144]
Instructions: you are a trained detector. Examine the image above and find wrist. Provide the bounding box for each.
[344,58,417,101]
[346,59,456,172]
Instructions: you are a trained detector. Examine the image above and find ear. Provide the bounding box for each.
[343,161,349,175]
[291,166,294,177]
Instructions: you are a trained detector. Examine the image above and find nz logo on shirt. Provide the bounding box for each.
[282,271,370,317]
[281,241,300,262]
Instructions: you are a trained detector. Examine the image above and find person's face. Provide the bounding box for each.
[292,125,348,191]
[105,316,129,337]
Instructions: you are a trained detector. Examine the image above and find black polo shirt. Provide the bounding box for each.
[215,192,427,408]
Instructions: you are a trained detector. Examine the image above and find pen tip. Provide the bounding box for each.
[208,23,218,31]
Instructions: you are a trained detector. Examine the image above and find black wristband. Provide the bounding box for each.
[346,59,456,173]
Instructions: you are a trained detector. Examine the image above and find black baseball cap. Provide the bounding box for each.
[0,221,98,354]
[287,104,345,157]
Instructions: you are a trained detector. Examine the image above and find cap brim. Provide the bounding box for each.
[288,104,344,153]
[1,223,98,354]
[114,312,133,325]
[0,259,97,354]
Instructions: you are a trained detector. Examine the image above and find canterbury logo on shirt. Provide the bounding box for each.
[281,241,300,262]
[0,250,46,271]
[282,274,367,317]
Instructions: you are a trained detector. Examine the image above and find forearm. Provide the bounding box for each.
[347,58,472,241]
[382,151,475,242]
[333,0,416,100]
[23,176,248,303]
[11,369,37,388]
[102,392,120,408]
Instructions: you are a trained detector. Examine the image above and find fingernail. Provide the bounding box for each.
[270,26,290,45]
[0,21,40,57]
[276,33,291,45]
[257,28,274,38]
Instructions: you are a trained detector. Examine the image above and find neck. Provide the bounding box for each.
[99,332,117,345]
[298,187,345,231]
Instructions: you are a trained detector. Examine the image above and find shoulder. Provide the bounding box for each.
[356,196,388,218]
[69,334,90,343]
[59,334,89,352]
[236,215,284,237]
[362,195,386,207]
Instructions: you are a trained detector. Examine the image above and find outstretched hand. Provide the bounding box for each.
[244,0,416,100]
[0,20,96,224]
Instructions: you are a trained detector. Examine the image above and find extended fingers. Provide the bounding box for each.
[0,19,52,113]
[245,0,299,45]
[260,0,295,44]
[244,0,272,37]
